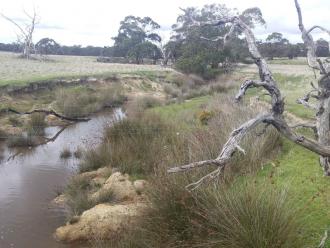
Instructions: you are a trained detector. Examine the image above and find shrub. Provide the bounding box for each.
[197,110,214,125]
[176,56,207,77]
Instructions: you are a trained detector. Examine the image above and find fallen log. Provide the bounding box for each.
[0,108,91,122]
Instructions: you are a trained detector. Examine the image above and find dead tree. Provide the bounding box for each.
[168,0,330,190]
[1,9,39,59]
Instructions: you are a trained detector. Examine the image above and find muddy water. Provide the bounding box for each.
[0,109,123,248]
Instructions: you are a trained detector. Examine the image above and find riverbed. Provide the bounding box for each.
[0,109,123,248]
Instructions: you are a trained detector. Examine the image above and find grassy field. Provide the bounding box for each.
[146,56,328,246]
[150,93,329,247]
[0,52,171,86]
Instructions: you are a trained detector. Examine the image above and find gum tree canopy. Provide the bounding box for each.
[168,0,330,190]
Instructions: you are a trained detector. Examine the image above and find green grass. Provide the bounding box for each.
[273,73,316,119]
[0,51,172,87]
[245,73,316,119]
[151,96,211,126]
[258,140,330,247]
[151,93,329,247]
[267,57,308,65]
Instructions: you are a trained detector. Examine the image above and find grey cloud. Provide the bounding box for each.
[36,23,64,30]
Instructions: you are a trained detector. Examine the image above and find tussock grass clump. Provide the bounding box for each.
[65,176,94,216]
[27,113,46,136]
[73,147,83,159]
[135,96,163,110]
[197,182,303,248]
[65,175,115,217]
[60,148,72,159]
[102,114,180,176]
[96,189,115,204]
[80,113,181,176]
[55,85,126,118]
[79,144,112,173]
[118,181,303,248]
[7,134,37,147]
[163,73,233,102]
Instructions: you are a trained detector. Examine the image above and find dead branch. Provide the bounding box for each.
[318,229,329,248]
[0,108,90,122]
[201,24,236,45]
[290,123,318,138]
[307,25,330,37]
[296,96,318,110]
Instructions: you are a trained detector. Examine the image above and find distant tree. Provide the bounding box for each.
[0,42,21,53]
[0,9,39,59]
[112,16,162,63]
[36,38,60,55]
[287,44,300,59]
[316,38,330,57]
[262,32,290,59]
[170,4,265,78]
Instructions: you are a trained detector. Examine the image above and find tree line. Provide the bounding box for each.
[1,4,329,78]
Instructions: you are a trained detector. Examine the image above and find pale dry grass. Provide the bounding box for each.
[0,52,172,86]
[240,63,314,76]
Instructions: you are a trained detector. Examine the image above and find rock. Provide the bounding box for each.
[79,167,112,181]
[52,194,67,206]
[91,177,106,187]
[54,203,146,242]
[133,180,147,194]
[92,172,137,202]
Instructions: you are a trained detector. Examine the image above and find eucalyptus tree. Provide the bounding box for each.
[168,0,330,190]
[112,16,162,63]
[170,4,265,77]
[35,38,61,55]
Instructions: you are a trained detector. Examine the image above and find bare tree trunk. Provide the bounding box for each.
[1,9,38,60]
[317,82,330,175]
[294,0,330,175]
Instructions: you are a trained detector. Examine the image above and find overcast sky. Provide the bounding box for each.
[0,0,329,47]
